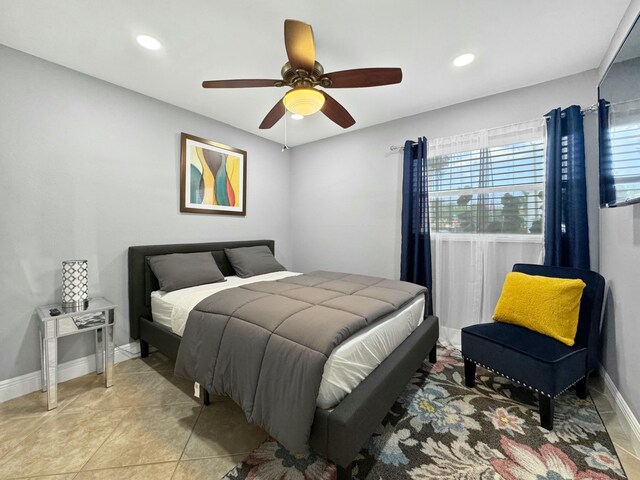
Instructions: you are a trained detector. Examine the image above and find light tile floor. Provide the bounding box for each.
[0,354,265,479]
[0,354,638,479]
[588,375,640,479]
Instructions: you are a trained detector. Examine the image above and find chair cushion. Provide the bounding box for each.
[493,272,585,346]
[461,322,587,397]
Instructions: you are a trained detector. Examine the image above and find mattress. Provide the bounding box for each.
[316,294,424,408]
[151,272,425,408]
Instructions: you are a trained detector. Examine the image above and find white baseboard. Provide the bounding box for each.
[0,341,140,404]
[599,366,640,456]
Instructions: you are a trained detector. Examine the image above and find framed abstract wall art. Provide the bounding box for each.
[180,133,247,215]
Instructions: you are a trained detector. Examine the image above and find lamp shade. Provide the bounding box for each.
[62,260,89,310]
[283,88,325,116]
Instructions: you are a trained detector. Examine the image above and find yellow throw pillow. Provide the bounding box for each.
[493,272,586,346]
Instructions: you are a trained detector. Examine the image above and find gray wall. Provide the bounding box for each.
[289,70,600,278]
[598,0,640,421]
[0,45,292,381]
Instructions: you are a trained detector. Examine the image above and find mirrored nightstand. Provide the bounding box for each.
[36,297,116,410]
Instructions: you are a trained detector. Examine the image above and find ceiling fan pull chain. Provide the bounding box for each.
[282,108,289,152]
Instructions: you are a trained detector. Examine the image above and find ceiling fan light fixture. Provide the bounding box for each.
[283,88,325,116]
[202,20,400,129]
[291,113,304,120]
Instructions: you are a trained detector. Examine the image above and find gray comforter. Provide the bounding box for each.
[175,271,426,453]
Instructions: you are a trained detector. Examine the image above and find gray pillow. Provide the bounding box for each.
[224,246,286,278]
[148,252,225,292]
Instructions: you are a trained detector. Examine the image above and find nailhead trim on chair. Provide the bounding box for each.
[464,357,585,399]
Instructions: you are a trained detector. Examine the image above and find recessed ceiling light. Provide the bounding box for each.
[136,35,162,51]
[291,113,304,120]
[453,53,475,67]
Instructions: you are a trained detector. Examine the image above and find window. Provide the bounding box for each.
[600,98,640,206]
[609,123,640,202]
[428,141,545,234]
[424,121,546,347]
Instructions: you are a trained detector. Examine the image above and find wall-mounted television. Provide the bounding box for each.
[599,13,640,207]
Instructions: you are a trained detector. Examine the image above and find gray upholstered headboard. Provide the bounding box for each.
[127,239,275,339]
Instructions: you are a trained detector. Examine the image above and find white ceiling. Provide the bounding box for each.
[0,0,631,146]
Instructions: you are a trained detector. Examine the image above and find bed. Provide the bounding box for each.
[128,239,439,480]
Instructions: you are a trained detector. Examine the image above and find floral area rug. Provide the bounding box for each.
[222,346,626,480]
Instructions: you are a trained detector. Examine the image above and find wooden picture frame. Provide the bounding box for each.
[180,132,247,215]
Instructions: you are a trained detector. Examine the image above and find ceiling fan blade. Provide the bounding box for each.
[320,92,355,129]
[324,68,403,88]
[202,79,281,88]
[284,19,316,72]
[259,97,286,129]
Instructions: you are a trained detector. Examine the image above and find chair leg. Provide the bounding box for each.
[201,387,210,406]
[539,395,554,430]
[140,340,149,358]
[464,359,476,388]
[337,464,353,480]
[428,345,437,364]
[576,377,588,399]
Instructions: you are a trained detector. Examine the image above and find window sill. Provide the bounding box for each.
[430,233,543,243]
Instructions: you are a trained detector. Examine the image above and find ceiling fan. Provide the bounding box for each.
[202,19,403,129]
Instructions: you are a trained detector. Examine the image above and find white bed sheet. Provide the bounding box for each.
[151,272,425,408]
[151,271,302,335]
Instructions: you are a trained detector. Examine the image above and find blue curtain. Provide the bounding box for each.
[401,137,433,314]
[544,105,590,270]
[598,99,615,206]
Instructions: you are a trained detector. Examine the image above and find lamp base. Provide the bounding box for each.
[61,299,89,313]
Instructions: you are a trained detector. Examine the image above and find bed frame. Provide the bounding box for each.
[128,239,439,480]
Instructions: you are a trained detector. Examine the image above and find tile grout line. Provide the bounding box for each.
[595,407,616,415]
[68,459,179,479]
[591,391,616,416]
[599,410,634,446]
[614,442,640,462]
[177,452,254,461]
[62,399,199,414]
[115,368,176,376]
[72,406,134,476]
[590,397,638,477]
[0,404,119,480]
[0,399,78,470]
[170,404,205,479]
[599,366,640,457]
[0,357,181,478]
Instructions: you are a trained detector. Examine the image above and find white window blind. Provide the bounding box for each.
[607,99,640,204]
[609,123,640,201]
[427,129,545,235]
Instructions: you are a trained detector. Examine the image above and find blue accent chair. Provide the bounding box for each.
[461,263,605,430]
